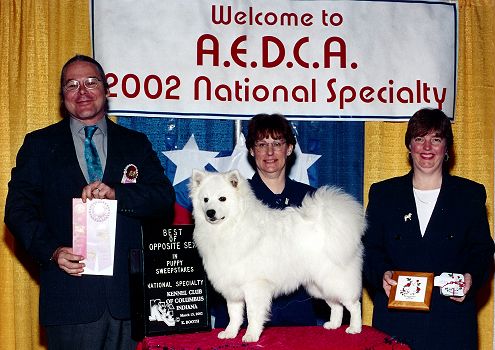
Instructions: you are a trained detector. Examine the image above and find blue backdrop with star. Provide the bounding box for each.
[117,117,364,213]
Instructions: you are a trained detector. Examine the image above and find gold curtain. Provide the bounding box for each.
[362,1,495,349]
[0,1,90,349]
[1,1,493,349]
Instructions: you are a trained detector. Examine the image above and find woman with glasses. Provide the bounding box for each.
[245,113,315,210]
[363,108,494,349]
[211,113,320,329]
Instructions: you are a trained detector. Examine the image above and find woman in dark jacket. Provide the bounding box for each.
[212,113,319,328]
[363,108,494,349]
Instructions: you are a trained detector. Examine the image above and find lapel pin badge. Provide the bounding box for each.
[122,164,138,183]
[404,213,412,222]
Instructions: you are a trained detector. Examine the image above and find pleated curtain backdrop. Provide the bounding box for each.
[0,1,92,349]
[0,1,493,349]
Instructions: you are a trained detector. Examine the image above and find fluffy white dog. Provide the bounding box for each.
[189,170,366,342]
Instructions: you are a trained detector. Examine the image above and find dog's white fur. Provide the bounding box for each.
[189,170,366,342]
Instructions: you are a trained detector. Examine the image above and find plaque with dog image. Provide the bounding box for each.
[388,271,433,311]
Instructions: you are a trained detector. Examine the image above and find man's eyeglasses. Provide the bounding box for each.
[254,140,286,152]
[63,77,101,92]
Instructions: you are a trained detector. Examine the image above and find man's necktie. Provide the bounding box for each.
[84,125,103,182]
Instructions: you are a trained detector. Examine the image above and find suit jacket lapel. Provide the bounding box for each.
[51,118,87,186]
[396,172,423,239]
[103,118,125,184]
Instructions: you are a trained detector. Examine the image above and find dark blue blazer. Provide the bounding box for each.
[363,172,494,349]
[5,117,175,326]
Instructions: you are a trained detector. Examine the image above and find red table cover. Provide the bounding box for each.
[138,325,410,350]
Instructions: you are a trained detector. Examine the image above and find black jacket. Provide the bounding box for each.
[363,172,494,349]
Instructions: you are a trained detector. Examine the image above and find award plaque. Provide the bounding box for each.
[388,271,433,311]
[130,224,210,340]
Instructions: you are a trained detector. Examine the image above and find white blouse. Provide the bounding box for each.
[413,188,440,236]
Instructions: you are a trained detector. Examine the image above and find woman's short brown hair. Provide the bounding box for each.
[246,113,297,149]
[405,108,453,151]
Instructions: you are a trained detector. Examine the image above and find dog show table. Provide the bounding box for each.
[136,325,410,349]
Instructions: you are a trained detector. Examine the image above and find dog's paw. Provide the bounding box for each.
[345,325,362,334]
[323,320,341,330]
[242,331,261,343]
[218,328,239,339]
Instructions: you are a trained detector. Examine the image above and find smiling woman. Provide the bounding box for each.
[208,113,322,330]
[362,108,494,349]
[405,108,453,185]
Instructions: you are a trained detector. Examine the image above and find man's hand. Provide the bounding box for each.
[81,181,115,202]
[52,247,85,276]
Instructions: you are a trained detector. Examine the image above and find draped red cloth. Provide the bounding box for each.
[136,326,410,350]
[172,202,193,225]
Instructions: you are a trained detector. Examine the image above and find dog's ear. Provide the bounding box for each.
[191,169,206,189]
[226,169,241,188]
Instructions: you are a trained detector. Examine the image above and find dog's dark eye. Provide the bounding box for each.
[219,197,226,202]
[204,198,209,203]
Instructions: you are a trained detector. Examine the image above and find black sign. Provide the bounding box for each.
[130,224,210,339]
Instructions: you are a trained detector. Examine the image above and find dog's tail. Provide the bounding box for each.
[300,186,366,265]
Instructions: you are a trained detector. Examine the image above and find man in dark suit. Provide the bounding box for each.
[5,55,175,349]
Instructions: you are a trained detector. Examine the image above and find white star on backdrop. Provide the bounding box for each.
[162,134,321,186]
[209,133,255,179]
[162,134,218,186]
[289,143,321,184]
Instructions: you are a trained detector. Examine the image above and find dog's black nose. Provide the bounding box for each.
[206,209,216,219]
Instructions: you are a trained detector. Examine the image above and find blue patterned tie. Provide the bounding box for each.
[84,125,103,182]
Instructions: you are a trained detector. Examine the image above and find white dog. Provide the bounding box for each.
[189,170,366,342]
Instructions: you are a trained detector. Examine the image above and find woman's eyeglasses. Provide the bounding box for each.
[254,140,286,152]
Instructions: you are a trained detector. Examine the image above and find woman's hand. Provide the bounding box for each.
[450,273,472,302]
[383,270,397,297]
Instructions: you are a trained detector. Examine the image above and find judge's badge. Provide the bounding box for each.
[434,272,465,297]
[122,164,138,183]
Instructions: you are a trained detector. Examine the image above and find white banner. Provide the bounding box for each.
[91,0,457,121]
